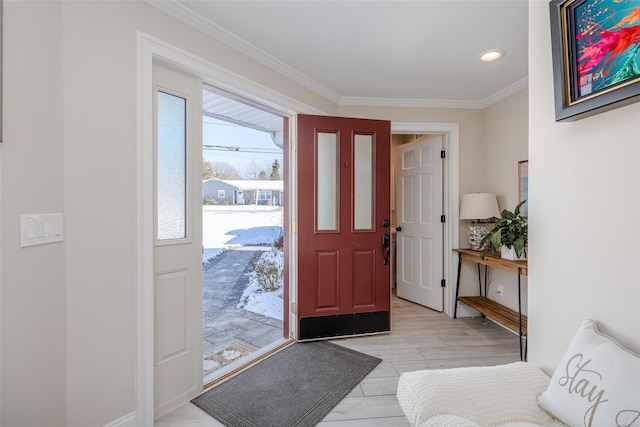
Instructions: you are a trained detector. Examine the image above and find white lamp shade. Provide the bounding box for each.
[459,193,500,220]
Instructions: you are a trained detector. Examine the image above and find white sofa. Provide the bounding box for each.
[397,320,640,427]
[397,362,565,427]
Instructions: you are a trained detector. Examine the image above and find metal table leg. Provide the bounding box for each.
[454,253,462,318]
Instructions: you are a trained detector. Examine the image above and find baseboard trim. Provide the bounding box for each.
[154,385,201,420]
[104,411,137,427]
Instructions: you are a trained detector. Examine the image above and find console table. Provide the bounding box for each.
[453,248,528,360]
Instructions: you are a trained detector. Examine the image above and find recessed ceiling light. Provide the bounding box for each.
[479,50,505,62]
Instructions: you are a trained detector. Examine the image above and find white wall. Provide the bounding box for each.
[63,2,138,423]
[528,1,640,372]
[1,2,67,426]
[1,1,336,425]
[483,89,529,211]
[5,1,635,425]
[481,89,529,312]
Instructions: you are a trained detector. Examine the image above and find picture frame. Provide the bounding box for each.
[518,160,528,217]
[549,0,640,122]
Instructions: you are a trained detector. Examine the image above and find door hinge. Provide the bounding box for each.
[292,221,297,233]
[292,139,297,151]
[441,279,446,288]
[291,302,297,314]
[440,150,446,159]
[440,214,446,223]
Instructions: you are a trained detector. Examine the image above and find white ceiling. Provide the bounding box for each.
[150,0,529,109]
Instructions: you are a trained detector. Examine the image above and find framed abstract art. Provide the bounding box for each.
[549,0,640,121]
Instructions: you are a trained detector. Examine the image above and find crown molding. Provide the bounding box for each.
[146,0,342,104]
[147,0,528,110]
[340,77,529,109]
[339,96,484,109]
[478,77,529,108]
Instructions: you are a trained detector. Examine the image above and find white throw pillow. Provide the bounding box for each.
[537,319,640,427]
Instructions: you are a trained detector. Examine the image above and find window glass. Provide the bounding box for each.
[354,134,373,230]
[317,132,338,231]
[157,91,187,240]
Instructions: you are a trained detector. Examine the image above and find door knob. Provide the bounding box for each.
[396,226,402,232]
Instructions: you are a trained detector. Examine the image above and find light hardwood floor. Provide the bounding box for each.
[155,294,521,426]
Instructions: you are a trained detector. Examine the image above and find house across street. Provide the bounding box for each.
[203,177,283,206]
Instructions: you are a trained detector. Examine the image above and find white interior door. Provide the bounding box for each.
[396,135,444,311]
[153,62,203,416]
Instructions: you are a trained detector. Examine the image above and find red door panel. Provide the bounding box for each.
[316,251,339,310]
[353,250,375,307]
[297,114,391,340]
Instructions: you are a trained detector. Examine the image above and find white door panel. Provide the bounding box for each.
[397,135,444,311]
[155,269,191,364]
[153,62,203,417]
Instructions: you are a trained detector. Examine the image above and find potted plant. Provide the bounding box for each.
[480,200,528,260]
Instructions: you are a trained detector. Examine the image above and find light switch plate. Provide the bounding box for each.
[20,213,64,247]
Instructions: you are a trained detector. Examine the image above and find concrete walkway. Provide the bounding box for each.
[202,247,283,359]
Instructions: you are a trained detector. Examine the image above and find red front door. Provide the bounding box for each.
[297,114,391,340]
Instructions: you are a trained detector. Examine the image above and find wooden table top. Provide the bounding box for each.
[454,248,527,276]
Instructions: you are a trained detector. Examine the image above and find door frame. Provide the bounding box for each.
[136,32,312,424]
[391,123,460,316]
[136,33,460,425]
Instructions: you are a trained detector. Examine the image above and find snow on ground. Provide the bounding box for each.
[202,205,283,263]
[237,249,283,320]
[203,205,284,320]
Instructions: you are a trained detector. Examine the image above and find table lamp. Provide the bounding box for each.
[459,193,500,250]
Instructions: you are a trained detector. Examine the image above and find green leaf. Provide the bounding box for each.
[514,199,526,217]
[479,201,527,259]
[514,238,525,257]
[489,229,502,250]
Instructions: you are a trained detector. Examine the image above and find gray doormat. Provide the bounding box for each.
[191,341,381,427]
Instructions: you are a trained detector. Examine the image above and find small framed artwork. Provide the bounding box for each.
[518,160,528,217]
[549,0,640,121]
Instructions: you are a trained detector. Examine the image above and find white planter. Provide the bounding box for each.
[501,245,527,260]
